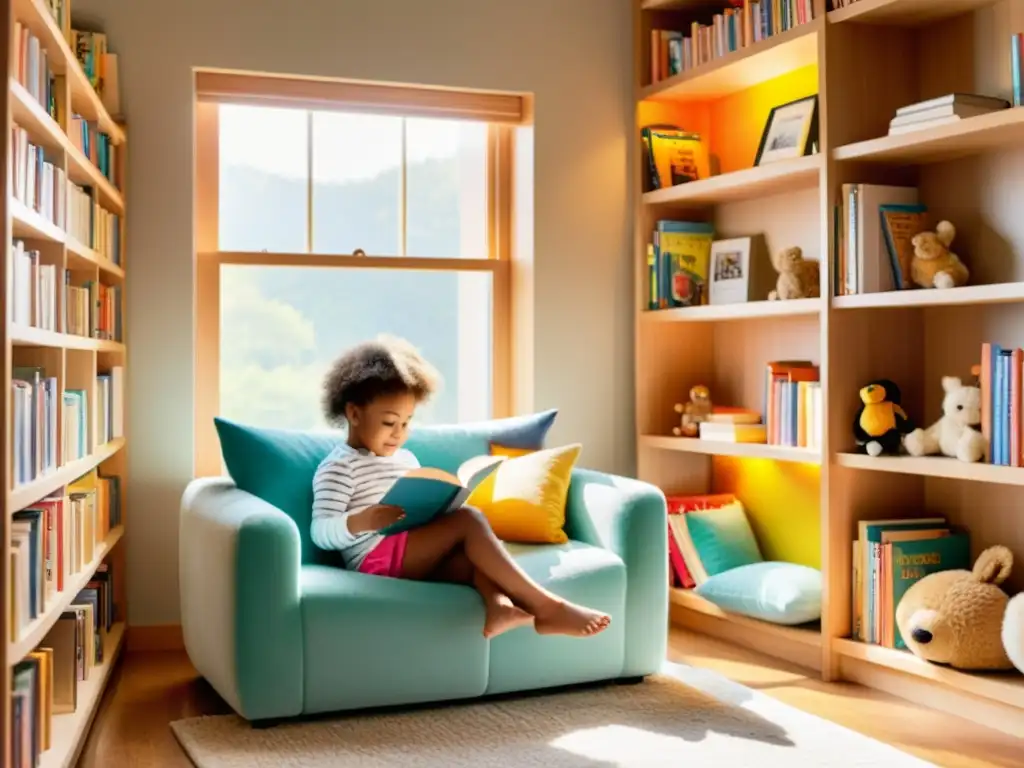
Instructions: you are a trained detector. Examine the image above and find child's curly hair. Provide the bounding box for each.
[322,335,441,426]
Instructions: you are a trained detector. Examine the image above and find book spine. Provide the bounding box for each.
[1012,33,1023,108]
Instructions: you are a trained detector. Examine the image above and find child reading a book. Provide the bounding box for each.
[310,335,610,640]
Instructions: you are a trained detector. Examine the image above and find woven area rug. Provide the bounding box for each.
[171,662,936,767]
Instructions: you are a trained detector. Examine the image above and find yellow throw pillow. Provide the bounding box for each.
[468,443,581,544]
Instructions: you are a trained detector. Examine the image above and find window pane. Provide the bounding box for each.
[219,265,492,431]
[218,105,309,252]
[311,113,401,256]
[406,118,488,258]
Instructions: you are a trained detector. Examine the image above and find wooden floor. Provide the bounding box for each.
[78,628,1023,768]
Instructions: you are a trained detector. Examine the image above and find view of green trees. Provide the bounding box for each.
[218,155,492,431]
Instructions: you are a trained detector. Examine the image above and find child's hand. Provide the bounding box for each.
[364,504,406,531]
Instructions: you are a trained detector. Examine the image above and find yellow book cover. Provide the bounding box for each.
[659,227,714,307]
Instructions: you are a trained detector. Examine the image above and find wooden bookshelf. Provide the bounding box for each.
[634,0,1024,739]
[3,0,127,765]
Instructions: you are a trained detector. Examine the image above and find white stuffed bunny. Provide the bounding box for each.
[1004,593,1024,675]
[903,376,986,463]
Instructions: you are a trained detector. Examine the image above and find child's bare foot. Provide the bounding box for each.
[483,595,533,638]
[534,601,610,638]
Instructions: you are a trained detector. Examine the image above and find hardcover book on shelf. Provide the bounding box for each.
[648,219,715,309]
[838,184,919,295]
[886,93,1009,136]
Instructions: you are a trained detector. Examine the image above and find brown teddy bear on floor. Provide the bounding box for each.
[896,546,1017,671]
[910,221,969,290]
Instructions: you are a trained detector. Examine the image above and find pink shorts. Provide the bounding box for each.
[357,532,409,578]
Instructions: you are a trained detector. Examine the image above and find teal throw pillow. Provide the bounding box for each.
[404,409,558,474]
[214,418,343,564]
[694,561,822,625]
[684,502,762,577]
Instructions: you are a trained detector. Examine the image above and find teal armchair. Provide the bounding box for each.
[178,415,668,722]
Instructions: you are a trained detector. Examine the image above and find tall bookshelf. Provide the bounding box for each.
[3,0,127,765]
[635,0,1024,739]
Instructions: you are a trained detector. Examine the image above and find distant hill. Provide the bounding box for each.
[218,158,488,430]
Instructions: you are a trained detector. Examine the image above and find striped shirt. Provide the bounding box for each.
[310,443,420,569]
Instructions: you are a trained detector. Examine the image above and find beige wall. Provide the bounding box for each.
[75,0,635,626]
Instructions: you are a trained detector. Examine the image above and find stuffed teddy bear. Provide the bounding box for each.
[896,546,1016,671]
[673,385,712,437]
[911,220,969,290]
[903,376,985,462]
[852,379,913,456]
[767,246,820,301]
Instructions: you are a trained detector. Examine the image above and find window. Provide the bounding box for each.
[194,73,526,476]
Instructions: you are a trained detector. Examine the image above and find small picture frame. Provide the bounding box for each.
[754,95,819,166]
[708,235,774,305]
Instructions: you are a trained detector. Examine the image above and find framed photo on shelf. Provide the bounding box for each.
[709,235,775,305]
[754,95,819,166]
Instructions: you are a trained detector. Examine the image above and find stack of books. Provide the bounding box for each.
[886,93,1009,136]
[698,407,766,443]
[852,517,969,648]
[764,361,821,449]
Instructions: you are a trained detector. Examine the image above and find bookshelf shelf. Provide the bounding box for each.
[832,107,1024,164]
[832,283,1024,310]
[835,452,1024,486]
[10,199,65,243]
[640,18,821,102]
[10,325,126,353]
[634,0,1024,735]
[4,0,127,758]
[642,435,821,463]
[827,0,1002,26]
[38,622,124,768]
[833,639,1024,710]
[8,527,124,664]
[642,296,821,322]
[642,155,821,206]
[9,438,126,512]
[66,237,124,279]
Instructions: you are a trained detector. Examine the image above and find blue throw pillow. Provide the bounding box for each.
[684,501,763,577]
[695,561,822,625]
[404,409,558,474]
[214,410,559,563]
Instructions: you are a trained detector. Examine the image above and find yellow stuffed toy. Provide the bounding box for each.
[910,220,969,290]
[896,546,1018,671]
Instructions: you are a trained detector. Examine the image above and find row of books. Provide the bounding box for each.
[12,366,125,485]
[12,560,118,768]
[12,368,59,486]
[980,342,1024,466]
[67,184,122,264]
[10,471,121,643]
[834,182,922,297]
[96,368,126,446]
[13,22,60,121]
[667,493,743,588]
[852,516,969,648]
[70,115,120,189]
[765,361,821,448]
[886,93,1009,137]
[647,219,714,309]
[66,281,123,341]
[12,128,66,231]
[11,240,60,332]
[71,28,120,115]
[649,0,816,84]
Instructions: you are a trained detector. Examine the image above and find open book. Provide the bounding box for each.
[377,454,505,536]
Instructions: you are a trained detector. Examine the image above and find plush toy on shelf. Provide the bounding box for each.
[903,376,985,462]
[897,546,1019,671]
[911,220,969,290]
[673,385,712,437]
[767,246,820,301]
[852,379,913,457]
[1004,592,1024,675]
